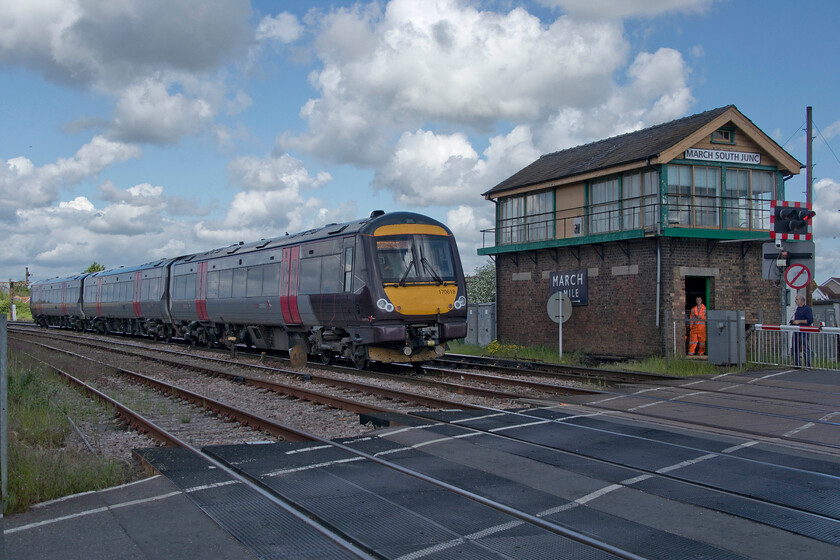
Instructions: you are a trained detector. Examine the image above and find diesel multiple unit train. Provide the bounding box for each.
[31,211,468,368]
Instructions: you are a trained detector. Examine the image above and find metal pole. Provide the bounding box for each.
[558,309,563,362]
[806,106,813,206]
[1,315,8,512]
[806,106,813,307]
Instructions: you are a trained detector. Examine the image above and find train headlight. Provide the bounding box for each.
[453,296,467,310]
[377,298,395,313]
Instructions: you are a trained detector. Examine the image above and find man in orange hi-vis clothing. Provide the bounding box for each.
[688,296,707,356]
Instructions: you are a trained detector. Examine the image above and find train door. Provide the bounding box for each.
[61,282,68,316]
[281,246,302,324]
[133,272,143,318]
[195,262,209,321]
[684,276,709,354]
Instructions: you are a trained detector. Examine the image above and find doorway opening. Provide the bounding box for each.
[684,276,709,354]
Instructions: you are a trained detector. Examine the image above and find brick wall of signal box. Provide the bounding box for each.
[495,238,782,358]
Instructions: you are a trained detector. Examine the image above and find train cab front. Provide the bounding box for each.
[358,214,468,364]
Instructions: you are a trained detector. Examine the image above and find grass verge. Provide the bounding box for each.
[3,351,135,515]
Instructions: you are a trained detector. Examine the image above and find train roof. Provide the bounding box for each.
[30,273,90,287]
[87,258,173,279]
[173,211,451,265]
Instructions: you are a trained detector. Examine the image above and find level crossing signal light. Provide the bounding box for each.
[771,200,815,240]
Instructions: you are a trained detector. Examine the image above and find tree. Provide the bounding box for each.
[466,261,495,303]
[83,262,106,273]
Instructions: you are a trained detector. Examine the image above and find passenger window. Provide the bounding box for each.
[232,268,246,297]
[298,258,321,295]
[174,275,187,300]
[219,269,233,298]
[343,247,353,292]
[262,263,281,296]
[185,274,196,299]
[207,271,219,299]
[246,266,263,297]
[320,254,341,293]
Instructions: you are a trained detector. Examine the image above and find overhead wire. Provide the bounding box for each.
[813,121,840,168]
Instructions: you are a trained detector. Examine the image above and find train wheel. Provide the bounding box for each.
[320,352,333,365]
[351,345,369,370]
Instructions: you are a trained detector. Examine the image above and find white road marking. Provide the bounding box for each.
[5,491,182,535]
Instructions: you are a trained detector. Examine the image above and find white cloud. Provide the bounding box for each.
[179,153,342,241]
[287,0,629,164]
[374,126,542,207]
[537,0,713,19]
[813,178,840,281]
[813,178,840,239]
[445,204,496,274]
[823,119,840,141]
[256,13,304,43]
[109,77,215,144]
[0,136,140,218]
[227,153,332,193]
[6,193,195,279]
[0,0,252,89]
[0,0,253,146]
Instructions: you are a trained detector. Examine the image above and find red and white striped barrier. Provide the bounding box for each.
[753,324,822,334]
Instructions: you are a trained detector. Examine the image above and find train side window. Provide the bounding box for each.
[246,266,263,297]
[343,247,353,292]
[321,254,341,293]
[262,263,281,296]
[141,279,150,301]
[174,275,187,300]
[207,271,220,299]
[298,257,321,295]
[219,269,233,298]
[185,274,196,299]
[150,278,160,299]
[232,268,246,297]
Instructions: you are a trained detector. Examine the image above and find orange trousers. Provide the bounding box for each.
[688,322,706,355]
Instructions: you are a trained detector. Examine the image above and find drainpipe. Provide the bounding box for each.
[656,237,661,328]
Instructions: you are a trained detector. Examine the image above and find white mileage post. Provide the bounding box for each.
[546,292,572,361]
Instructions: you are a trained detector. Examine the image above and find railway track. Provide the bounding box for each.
[431,352,679,384]
[10,326,603,406]
[7,326,648,560]
[8,323,838,558]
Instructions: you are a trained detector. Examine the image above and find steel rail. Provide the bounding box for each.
[435,352,679,383]
[15,350,380,559]
[16,329,839,451]
[389,362,603,396]
[13,332,647,559]
[12,330,518,408]
[19,341,317,442]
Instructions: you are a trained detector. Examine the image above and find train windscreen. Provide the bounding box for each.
[375,235,456,285]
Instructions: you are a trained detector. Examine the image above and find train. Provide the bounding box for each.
[30,211,469,368]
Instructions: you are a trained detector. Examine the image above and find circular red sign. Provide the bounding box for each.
[785,264,811,290]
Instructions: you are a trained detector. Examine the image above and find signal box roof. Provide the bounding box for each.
[484,105,802,198]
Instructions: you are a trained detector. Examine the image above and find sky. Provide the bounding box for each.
[2,0,840,286]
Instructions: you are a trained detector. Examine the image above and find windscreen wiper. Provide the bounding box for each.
[398,259,415,287]
[421,257,444,285]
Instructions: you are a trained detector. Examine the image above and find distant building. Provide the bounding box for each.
[813,277,840,301]
[479,105,802,358]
